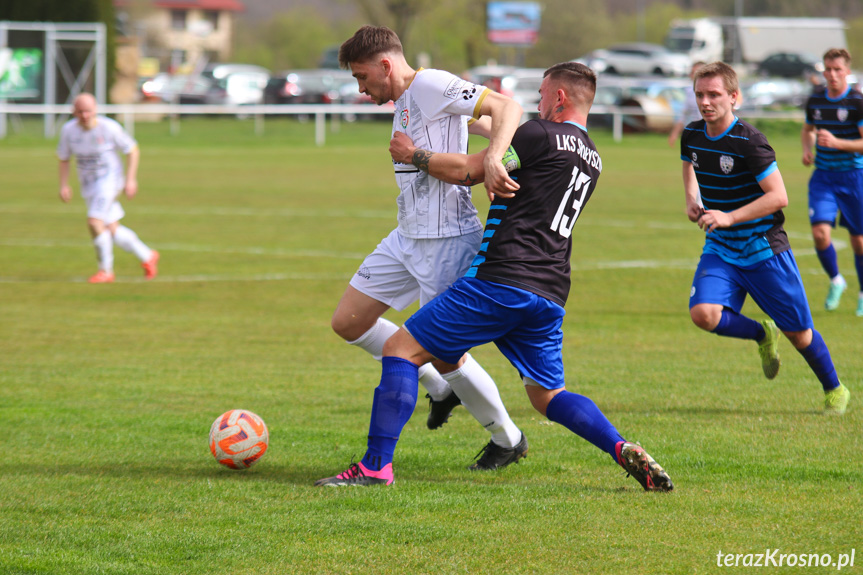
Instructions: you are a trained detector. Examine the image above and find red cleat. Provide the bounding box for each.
[142,250,160,280]
[88,270,115,284]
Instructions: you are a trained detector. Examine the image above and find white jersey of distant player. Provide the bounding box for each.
[392,69,488,239]
[57,116,136,196]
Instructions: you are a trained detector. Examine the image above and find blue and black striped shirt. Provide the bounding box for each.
[805,86,863,172]
[681,117,789,267]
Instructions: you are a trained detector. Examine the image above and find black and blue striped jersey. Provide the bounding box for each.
[681,117,790,267]
[805,86,863,171]
[466,118,602,307]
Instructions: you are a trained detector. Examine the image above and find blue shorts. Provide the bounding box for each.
[808,168,863,235]
[689,251,813,332]
[404,277,567,389]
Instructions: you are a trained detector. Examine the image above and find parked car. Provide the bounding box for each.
[264,69,354,105]
[144,74,216,104]
[588,76,688,132]
[201,63,270,106]
[463,65,520,91]
[738,78,808,111]
[755,52,823,79]
[573,50,609,74]
[499,68,545,111]
[595,43,691,77]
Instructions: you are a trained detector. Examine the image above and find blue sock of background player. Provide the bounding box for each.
[856,254,863,293]
[816,243,841,279]
[711,308,765,340]
[798,330,840,391]
[711,309,839,391]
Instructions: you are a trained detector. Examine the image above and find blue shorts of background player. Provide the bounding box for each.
[690,251,813,332]
[688,251,847,412]
[808,168,863,314]
[808,169,863,234]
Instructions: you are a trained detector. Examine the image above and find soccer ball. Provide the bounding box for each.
[209,409,269,470]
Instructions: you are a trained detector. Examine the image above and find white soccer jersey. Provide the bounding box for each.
[57,116,137,195]
[392,69,488,239]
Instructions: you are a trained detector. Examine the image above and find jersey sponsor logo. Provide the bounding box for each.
[356,264,371,280]
[400,109,409,129]
[691,152,699,168]
[443,78,466,100]
[814,109,822,121]
[719,155,734,174]
[837,108,848,122]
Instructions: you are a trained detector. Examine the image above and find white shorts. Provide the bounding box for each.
[82,178,125,224]
[350,228,483,311]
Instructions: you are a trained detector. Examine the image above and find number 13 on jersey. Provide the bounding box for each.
[551,167,591,239]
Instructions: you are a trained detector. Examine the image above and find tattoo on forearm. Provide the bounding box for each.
[459,173,479,186]
[412,149,433,173]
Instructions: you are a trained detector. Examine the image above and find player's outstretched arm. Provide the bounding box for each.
[58,159,72,203]
[389,131,487,187]
[124,146,140,199]
[477,90,522,197]
[800,123,817,166]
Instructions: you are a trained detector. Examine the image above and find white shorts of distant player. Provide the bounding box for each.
[350,227,483,310]
[82,177,125,224]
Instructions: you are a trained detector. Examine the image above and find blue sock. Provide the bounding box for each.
[855,253,863,292]
[545,391,625,462]
[816,244,840,279]
[361,357,419,471]
[797,329,840,391]
[711,309,764,341]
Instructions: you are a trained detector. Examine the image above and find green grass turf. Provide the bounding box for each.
[0,118,860,574]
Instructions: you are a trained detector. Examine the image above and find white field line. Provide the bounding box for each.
[0,218,849,283]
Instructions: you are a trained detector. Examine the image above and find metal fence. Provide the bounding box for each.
[0,102,806,145]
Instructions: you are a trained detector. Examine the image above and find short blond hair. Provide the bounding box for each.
[693,61,738,95]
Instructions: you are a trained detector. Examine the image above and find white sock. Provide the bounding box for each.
[347,317,452,399]
[442,353,521,447]
[93,230,113,272]
[347,317,399,361]
[417,364,451,400]
[113,225,152,262]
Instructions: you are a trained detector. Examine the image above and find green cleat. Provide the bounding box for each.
[757,319,781,379]
[856,295,863,317]
[824,383,850,416]
[825,277,847,311]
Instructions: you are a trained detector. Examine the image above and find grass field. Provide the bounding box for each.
[1,117,860,575]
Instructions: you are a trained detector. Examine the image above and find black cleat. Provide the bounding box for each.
[469,433,528,470]
[426,391,462,430]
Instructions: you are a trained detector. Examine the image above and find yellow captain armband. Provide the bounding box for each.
[501,145,520,173]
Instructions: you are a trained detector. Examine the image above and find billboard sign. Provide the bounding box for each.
[486,2,542,46]
[0,48,43,100]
